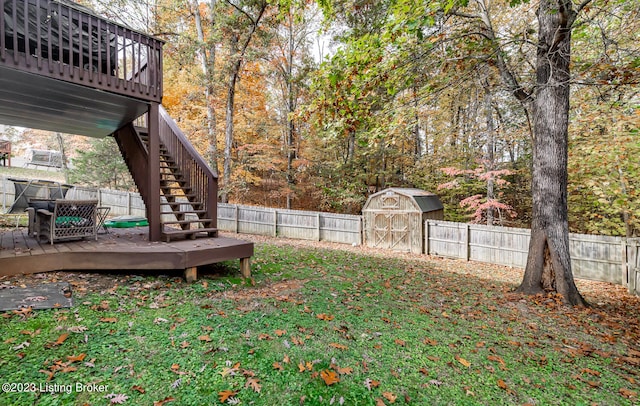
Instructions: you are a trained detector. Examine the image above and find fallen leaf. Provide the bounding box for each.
[198,335,212,342]
[104,393,129,404]
[54,333,69,346]
[245,377,262,393]
[152,396,175,406]
[273,362,283,371]
[132,385,145,393]
[274,329,287,336]
[456,355,471,368]
[320,369,340,385]
[100,317,118,323]
[619,388,637,399]
[336,366,353,375]
[581,368,601,377]
[364,378,380,390]
[218,390,238,403]
[375,399,386,406]
[13,307,33,317]
[383,391,397,403]
[329,343,348,350]
[423,337,438,346]
[394,339,406,347]
[497,379,508,390]
[487,355,506,367]
[317,313,334,321]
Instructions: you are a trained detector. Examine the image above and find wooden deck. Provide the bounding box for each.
[0,227,253,281]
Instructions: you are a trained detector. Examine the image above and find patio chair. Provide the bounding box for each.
[35,199,99,244]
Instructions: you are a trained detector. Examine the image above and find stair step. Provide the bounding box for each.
[161,187,194,193]
[163,219,214,225]
[161,227,219,242]
[164,209,208,215]
[160,178,187,184]
[162,194,198,201]
[160,201,204,207]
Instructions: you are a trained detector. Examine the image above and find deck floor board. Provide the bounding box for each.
[0,228,253,277]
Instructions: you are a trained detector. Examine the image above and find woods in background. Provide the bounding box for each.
[78,0,638,238]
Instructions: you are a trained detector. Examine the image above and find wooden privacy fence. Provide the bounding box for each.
[1,177,637,295]
[65,187,146,217]
[217,203,362,245]
[426,220,631,286]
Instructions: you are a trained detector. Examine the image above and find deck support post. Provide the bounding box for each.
[147,103,162,242]
[240,257,251,278]
[184,267,197,283]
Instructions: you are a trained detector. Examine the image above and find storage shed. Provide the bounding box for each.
[362,188,443,254]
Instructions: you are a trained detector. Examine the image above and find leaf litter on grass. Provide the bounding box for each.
[0,236,639,405]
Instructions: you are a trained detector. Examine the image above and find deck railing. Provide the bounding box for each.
[0,0,163,102]
[158,106,217,227]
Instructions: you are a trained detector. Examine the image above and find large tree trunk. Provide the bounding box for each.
[219,2,267,203]
[515,0,587,306]
[286,10,296,210]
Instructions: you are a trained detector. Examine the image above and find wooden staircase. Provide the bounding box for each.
[113,107,218,242]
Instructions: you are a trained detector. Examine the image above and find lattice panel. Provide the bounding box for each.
[52,202,97,241]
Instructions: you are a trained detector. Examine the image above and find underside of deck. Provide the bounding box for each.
[0,227,253,280]
[0,65,149,137]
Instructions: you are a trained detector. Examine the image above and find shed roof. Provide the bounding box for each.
[364,188,444,213]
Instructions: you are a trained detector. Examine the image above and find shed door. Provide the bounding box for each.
[373,212,410,251]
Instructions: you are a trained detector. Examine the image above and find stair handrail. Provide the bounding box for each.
[158,105,218,226]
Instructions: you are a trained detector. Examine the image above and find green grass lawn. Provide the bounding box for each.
[0,164,66,183]
[1,241,638,405]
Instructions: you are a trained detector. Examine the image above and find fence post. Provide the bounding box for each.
[98,189,102,206]
[461,223,470,261]
[127,192,132,215]
[466,224,471,261]
[273,209,278,237]
[234,205,239,233]
[424,220,430,255]
[622,239,628,287]
[317,212,321,241]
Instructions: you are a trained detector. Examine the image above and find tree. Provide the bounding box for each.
[69,138,135,190]
[509,0,588,305]
[220,0,269,203]
[191,0,221,173]
[266,2,318,209]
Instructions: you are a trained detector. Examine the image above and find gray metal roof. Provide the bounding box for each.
[413,195,444,212]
